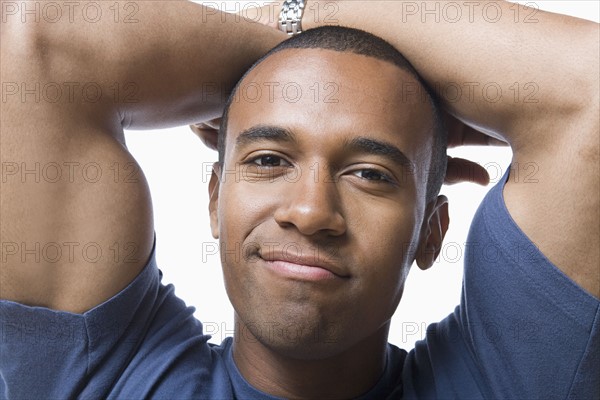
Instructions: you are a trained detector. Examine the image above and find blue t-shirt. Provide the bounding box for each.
[1,169,598,399]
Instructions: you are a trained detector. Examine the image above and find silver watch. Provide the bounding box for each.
[279,0,306,36]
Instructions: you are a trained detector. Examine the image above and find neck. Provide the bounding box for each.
[232,315,390,399]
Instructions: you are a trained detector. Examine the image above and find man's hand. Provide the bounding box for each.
[190,119,221,151]
[189,2,510,188]
[254,3,282,30]
[189,3,284,150]
[190,112,510,188]
[443,112,509,186]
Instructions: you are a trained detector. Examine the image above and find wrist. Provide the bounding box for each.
[279,0,306,35]
[301,1,341,30]
[275,0,341,35]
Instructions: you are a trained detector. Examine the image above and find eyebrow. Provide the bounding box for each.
[235,125,296,147]
[234,125,413,168]
[345,137,413,169]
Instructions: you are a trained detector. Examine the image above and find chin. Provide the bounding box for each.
[235,302,354,360]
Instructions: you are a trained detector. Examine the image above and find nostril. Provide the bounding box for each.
[274,201,346,237]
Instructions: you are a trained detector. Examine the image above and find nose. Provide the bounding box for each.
[273,173,347,237]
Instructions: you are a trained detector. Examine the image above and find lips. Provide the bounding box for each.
[259,249,350,281]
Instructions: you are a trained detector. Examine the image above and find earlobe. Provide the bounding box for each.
[416,196,450,271]
[208,163,222,239]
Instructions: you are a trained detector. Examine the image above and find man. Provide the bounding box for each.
[205,26,451,399]
[1,1,597,399]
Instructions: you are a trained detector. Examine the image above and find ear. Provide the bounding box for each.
[208,162,221,239]
[415,195,450,271]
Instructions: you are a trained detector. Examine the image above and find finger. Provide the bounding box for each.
[443,109,509,148]
[444,157,490,186]
[203,118,222,131]
[240,5,281,30]
[460,127,509,147]
[190,125,219,151]
[192,119,221,131]
[486,136,510,147]
[258,5,282,30]
[448,125,509,148]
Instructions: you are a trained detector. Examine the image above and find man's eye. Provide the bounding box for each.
[353,169,392,183]
[251,155,289,167]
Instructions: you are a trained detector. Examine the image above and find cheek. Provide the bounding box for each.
[217,180,276,240]
[216,180,286,296]
[349,202,421,299]
[348,191,421,263]
[359,223,415,283]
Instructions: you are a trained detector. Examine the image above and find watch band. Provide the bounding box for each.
[279,0,306,36]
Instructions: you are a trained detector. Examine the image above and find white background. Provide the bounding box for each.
[124,1,599,347]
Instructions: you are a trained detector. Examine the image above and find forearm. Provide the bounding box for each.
[306,1,598,147]
[0,1,286,311]
[12,1,286,129]
[299,1,598,296]
[112,1,286,128]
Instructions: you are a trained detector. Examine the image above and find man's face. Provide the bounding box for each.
[209,49,442,359]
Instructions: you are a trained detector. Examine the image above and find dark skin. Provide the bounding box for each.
[190,4,509,188]
[198,2,600,305]
[3,1,596,398]
[0,1,284,313]
[208,49,450,399]
[192,110,507,187]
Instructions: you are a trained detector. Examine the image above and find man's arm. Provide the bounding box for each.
[0,1,284,313]
[305,0,599,297]
[15,1,284,129]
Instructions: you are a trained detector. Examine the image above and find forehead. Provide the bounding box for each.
[226,48,435,159]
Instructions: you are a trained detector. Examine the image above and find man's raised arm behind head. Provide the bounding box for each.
[0,1,284,313]
[303,0,599,298]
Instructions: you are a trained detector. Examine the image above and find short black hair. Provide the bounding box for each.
[218,26,447,202]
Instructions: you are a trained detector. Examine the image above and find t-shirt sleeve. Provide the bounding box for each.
[0,237,215,399]
[404,167,600,399]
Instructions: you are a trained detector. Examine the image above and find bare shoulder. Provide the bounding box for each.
[0,17,154,313]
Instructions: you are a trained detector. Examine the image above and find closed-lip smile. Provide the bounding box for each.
[259,251,350,281]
